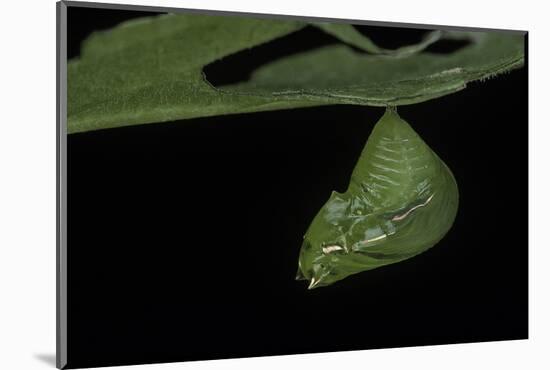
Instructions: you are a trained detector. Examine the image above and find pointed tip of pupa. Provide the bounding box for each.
[307,277,322,290]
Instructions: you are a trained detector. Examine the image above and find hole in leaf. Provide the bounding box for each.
[424,38,471,54]
[353,25,431,50]
[203,26,343,87]
[203,24,472,88]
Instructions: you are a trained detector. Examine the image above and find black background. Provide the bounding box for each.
[66,5,528,369]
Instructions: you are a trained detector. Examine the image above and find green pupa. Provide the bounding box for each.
[297,107,459,289]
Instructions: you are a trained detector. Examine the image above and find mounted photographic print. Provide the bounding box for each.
[57,1,528,368]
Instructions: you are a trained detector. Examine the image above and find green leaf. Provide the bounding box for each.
[226,31,524,105]
[68,13,524,133]
[68,14,310,133]
[296,108,459,289]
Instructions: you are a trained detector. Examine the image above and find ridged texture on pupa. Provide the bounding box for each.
[297,108,459,289]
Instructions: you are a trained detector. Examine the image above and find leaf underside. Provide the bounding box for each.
[68,13,524,133]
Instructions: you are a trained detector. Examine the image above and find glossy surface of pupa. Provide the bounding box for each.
[297,108,459,289]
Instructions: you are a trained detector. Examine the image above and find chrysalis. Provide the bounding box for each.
[297,107,459,289]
